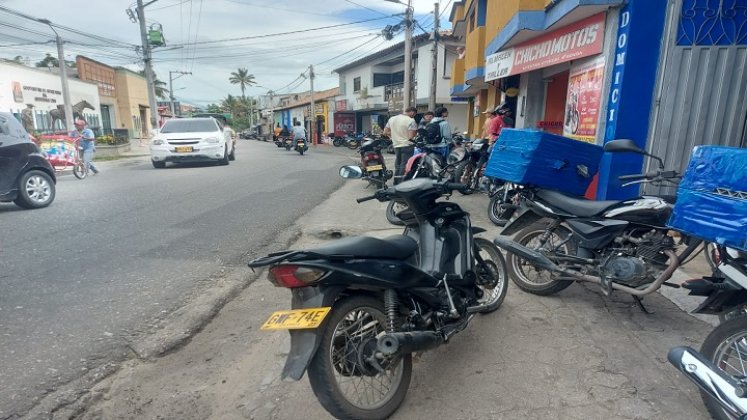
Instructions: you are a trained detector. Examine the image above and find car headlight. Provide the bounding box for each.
[205,136,221,143]
[152,139,165,145]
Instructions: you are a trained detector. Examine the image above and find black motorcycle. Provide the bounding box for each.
[493,139,703,308]
[453,137,490,195]
[249,168,508,420]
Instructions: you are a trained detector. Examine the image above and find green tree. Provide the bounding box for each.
[35,53,58,68]
[220,94,242,116]
[228,68,256,100]
[206,103,222,113]
[11,55,25,65]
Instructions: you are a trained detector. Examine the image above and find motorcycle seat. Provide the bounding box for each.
[306,235,417,260]
[536,189,620,218]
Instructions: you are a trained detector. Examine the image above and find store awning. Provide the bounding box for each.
[485,0,623,56]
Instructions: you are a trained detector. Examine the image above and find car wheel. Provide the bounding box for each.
[13,170,55,209]
[228,145,236,161]
[152,160,166,168]
[219,145,230,166]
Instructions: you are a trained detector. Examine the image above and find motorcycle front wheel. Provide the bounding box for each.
[385,200,407,226]
[307,296,412,420]
[506,222,576,296]
[699,316,747,420]
[473,238,508,313]
[453,161,475,195]
[487,186,516,227]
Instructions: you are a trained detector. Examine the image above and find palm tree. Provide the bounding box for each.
[220,94,242,116]
[228,68,256,100]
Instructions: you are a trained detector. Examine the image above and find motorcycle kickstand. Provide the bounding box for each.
[632,295,654,315]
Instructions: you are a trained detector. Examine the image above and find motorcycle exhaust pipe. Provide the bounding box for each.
[493,236,561,272]
[668,346,747,418]
[377,331,444,356]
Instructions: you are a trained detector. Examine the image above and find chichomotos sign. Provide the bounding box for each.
[486,13,607,81]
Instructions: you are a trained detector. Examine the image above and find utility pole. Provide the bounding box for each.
[169,70,191,117]
[38,20,74,131]
[403,0,413,109]
[429,2,440,111]
[134,0,159,131]
[267,90,275,135]
[309,64,316,146]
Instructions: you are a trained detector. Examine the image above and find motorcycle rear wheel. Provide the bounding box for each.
[488,187,516,227]
[346,140,359,150]
[506,222,576,296]
[307,296,412,420]
[699,316,747,420]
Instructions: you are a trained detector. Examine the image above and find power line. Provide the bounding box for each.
[343,0,391,17]
[189,0,203,72]
[223,0,340,18]
[168,15,401,47]
[315,34,381,67]
[148,0,191,11]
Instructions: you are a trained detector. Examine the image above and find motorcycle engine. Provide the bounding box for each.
[603,230,674,287]
[602,256,647,286]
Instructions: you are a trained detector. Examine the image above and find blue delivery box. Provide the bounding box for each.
[668,146,747,251]
[484,129,604,196]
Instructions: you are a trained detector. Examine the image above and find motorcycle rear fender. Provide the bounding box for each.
[500,207,544,236]
[282,285,344,381]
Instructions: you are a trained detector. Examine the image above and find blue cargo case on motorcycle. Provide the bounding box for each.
[668,146,747,251]
[484,129,603,196]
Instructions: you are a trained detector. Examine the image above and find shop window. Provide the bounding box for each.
[353,77,361,92]
[373,73,392,87]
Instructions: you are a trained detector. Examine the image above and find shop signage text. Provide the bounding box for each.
[333,113,355,136]
[486,13,606,81]
[605,9,630,138]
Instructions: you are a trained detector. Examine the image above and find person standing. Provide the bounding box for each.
[384,106,417,184]
[481,109,494,139]
[427,107,452,158]
[488,104,510,144]
[72,119,99,175]
[418,110,435,130]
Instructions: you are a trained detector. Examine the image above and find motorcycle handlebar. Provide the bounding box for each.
[619,171,659,181]
[356,194,378,203]
[443,182,469,192]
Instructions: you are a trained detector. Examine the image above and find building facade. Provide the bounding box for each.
[450,0,746,199]
[114,68,151,138]
[334,32,470,135]
[272,88,340,144]
[76,56,118,135]
[0,60,101,132]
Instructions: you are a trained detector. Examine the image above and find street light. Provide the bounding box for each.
[38,18,74,131]
[383,0,413,109]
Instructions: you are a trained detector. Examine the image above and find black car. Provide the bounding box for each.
[0,112,56,209]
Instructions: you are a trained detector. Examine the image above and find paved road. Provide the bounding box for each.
[0,141,349,418]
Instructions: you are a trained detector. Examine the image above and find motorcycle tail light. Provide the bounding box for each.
[268,265,326,288]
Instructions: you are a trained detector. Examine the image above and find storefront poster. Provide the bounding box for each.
[563,57,606,143]
[12,81,23,103]
[333,113,355,136]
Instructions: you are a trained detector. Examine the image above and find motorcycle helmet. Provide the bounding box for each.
[494,103,510,115]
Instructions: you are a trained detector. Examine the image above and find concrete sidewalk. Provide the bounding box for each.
[59,169,715,420]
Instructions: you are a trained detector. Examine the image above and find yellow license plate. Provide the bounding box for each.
[175,146,193,153]
[261,307,331,330]
[366,165,383,171]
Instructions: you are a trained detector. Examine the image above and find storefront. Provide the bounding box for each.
[484,0,669,199]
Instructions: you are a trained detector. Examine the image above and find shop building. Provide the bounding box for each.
[333,32,469,136]
[272,88,339,144]
[451,0,745,199]
[0,60,101,132]
[114,68,151,138]
[76,56,118,135]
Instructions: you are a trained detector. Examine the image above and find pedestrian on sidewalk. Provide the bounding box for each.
[384,106,417,184]
[488,104,510,145]
[427,107,452,158]
[418,110,435,130]
[72,119,99,175]
[481,108,494,139]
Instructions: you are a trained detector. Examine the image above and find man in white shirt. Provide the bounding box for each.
[384,106,417,184]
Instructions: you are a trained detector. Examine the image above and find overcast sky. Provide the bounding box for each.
[0,0,454,107]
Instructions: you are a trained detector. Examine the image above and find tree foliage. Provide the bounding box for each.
[228,68,256,99]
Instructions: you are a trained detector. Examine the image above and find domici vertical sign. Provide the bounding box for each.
[605,9,630,138]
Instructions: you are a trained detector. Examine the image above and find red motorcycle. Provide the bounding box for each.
[358,136,392,186]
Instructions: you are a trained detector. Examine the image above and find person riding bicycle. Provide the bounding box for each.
[72,119,99,175]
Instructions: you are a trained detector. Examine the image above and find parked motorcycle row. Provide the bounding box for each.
[251,128,746,420]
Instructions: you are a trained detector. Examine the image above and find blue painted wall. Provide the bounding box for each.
[596,0,668,200]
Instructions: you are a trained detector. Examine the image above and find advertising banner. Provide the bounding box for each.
[333,113,355,136]
[486,13,606,82]
[563,56,606,143]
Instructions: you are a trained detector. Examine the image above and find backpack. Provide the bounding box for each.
[423,120,443,144]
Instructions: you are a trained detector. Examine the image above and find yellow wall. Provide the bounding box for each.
[452,2,466,22]
[465,26,486,72]
[452,58,466,87]
[115,70,150,137]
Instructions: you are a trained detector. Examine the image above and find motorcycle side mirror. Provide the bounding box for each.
[603,139,665,169]
[339,165,363,179]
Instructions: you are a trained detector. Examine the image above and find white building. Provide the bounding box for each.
[0,60,101,132]
[333,32,470,134]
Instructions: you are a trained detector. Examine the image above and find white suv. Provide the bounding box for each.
[150,118,235,168]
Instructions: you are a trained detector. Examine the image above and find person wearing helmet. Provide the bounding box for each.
[487,104,509,144]
[72,119,99,175]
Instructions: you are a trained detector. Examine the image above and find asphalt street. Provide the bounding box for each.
[0,140,350,418]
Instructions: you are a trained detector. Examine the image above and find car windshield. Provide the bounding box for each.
[160,119,217,133]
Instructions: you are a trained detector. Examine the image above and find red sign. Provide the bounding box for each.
[485,13,606,81]
[335,100,348,112]
[333,113,355,136]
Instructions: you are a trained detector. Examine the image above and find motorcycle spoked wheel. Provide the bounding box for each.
[473,238,508,313]
[453,162,475,195]
[346,141,359,150]
[307,296,412,420]
[487,187,516,227]
[385,200,407,226]
[699,316,747,420]
[506,222,576,296]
